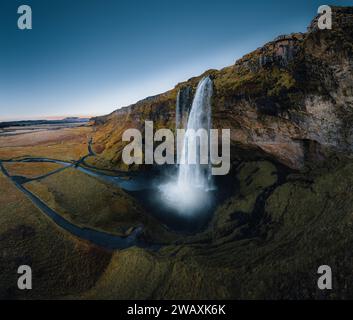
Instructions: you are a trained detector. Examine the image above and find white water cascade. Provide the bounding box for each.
[160,76,214,214]
[177,76,213,190]
[175,90,181,132]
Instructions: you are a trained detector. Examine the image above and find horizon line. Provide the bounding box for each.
[0,114,100,123]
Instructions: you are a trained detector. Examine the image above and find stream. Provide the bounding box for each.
[0,157,156,250]
[0,138,226,249]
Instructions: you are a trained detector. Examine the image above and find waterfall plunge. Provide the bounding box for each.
[160,77,214,214]
[178,76,213,190]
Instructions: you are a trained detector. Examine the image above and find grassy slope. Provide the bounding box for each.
[0,123,353,299]
[79,158,353,299]
[0,172,111,299]
[24,168,176,240]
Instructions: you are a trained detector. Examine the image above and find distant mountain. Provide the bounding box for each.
[63,117,91,122]
[0,117,90,128]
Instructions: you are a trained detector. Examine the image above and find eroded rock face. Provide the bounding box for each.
[258,33,304,68]
[91,6,353,171]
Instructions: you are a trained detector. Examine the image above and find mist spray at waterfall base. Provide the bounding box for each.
[159,178,213,215]
[159,76,215,216]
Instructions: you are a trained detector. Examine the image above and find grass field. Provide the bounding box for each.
[25,168,148,236]
[3,162,64,179]
[0,126,92,161]
[0,171,111,299]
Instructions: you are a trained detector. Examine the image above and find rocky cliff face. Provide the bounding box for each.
[91,6,353,171]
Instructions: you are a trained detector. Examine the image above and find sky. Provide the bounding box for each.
[0,0,351,121]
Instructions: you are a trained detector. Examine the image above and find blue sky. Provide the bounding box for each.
[0,0,351,121]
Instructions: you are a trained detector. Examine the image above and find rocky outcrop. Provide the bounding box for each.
[91,6,353,171]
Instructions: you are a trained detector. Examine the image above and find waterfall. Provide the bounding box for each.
[178,76,213,190]
[176,90,181,132]
[175,87,192,131]
[159,76,214,214]
[175,90,182,163]
[175,90,182,132]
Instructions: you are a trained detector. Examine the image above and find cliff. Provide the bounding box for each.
[90,6,353,171]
